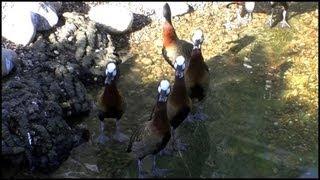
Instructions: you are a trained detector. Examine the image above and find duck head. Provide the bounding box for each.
[163,3,172,23]
[245,2,255,13]
[192,29,204,49]
[104,62,117,85]
[174,56,186,78]
[157,80,171,102]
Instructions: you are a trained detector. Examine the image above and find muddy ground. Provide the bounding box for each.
[1,2,318,178]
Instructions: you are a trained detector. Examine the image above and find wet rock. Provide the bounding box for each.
[1,4,120,176]
[88,5,133,34]
[2,8,36,46]
[55,22,77,41]
[30,2,59,31]
[75,31,87,61]
[82,55,93,68]
[2,48,17,76]
[2,2,59,45]
[2,28,92,174]
[49,2,63,15]
[2,77,89,173]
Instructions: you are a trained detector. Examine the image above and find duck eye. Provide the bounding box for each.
[176,64,185,71]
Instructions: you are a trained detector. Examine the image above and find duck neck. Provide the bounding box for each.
[190,48,204,64]
[172,73,187,97]
[163,21,178,47]
[152,100,169,130]
[103,80,118,96]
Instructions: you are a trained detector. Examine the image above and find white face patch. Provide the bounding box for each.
[105,63,117,76]
[174,56,185,70]
[245,2,255,12]
[158,80,170,95]
[192,29,204,44]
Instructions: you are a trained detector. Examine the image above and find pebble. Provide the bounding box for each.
[30,2,59,31]
[243,63,252,69]
[231,34,239,41]
[131,67,140,73]
[244,57,251,62]
[147,74,153,79]
[2,9,36,46]
[65,23,77,34]
[273,168,278,173]
[141,58,152,66]
[154,66,162,76]
[155,39,162,48]
[68,36,74,41]
[54,50,59,55]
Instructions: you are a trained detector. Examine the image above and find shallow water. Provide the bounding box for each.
[14,2,318,178]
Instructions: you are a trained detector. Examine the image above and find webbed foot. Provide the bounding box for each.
[279,20,291,28]
[113,131,129,143]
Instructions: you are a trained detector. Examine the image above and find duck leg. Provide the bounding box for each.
[96,112,109,144]
[186,112,208,122]
[185,102,208,122]
[224,8,234,30]
[113,119,129,143]
[160,128,187,155]
[235,6,244,28]
[158,148,173,156]
[151,155,171,177]
[249,12,253,22]
[193,101,209,121]
[171,127,187,152]
[242,12,253,25]
[266,7,274,27]
[137,159,148,178]
[279,8,290,28]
